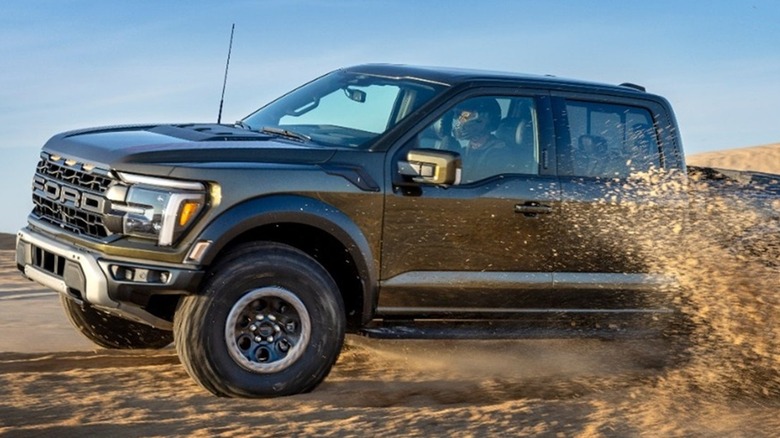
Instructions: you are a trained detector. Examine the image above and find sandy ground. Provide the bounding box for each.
[2,144,779,436]
[1,249,684,436]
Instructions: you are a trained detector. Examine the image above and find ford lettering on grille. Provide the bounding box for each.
[33,175,105,214]
[31,154,114,239]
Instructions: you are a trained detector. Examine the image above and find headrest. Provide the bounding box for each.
[496,117,529,145]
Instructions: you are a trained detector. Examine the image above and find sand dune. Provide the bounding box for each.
[688,142,780,174]
[2,143,779,436]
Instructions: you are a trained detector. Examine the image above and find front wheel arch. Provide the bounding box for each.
[193,195,378,325]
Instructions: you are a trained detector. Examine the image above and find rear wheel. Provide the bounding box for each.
[174,242,345,398]
[60,295,173,349]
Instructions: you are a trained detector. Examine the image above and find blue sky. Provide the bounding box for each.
[1,1,779,232]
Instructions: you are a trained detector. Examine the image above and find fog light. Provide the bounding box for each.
[109,265,171,284]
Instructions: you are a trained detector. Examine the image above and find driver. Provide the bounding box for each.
[453,98,507,182]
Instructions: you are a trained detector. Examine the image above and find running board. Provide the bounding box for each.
[360,319,671,340]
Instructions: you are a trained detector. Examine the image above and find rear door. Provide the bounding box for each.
[550,92,686,293]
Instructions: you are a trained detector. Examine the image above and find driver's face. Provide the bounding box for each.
[457,110,479,123]
[453,110,488,139]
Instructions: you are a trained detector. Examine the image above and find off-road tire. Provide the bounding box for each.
[174,242,345,398]
[60,295,173,349]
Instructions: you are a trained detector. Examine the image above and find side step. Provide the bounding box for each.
[360,319,670,340]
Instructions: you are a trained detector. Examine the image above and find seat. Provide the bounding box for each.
[425,112,460,152]
[495,116,537,175]
[573,135,609,177]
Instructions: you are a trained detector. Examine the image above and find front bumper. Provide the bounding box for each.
[16,226,203,330]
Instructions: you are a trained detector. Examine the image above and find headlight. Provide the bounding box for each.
[109,172,207,246]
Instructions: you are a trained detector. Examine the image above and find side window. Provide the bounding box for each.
[563,100,661,178]
[415,96,540,183]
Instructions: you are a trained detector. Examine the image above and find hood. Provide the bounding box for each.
[41,124,337,167]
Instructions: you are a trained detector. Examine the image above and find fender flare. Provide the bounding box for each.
[194,194,377,322]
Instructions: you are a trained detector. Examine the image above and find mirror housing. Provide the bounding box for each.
[399,149,461,185]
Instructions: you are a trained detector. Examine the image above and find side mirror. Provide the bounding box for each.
[398,149,461,185]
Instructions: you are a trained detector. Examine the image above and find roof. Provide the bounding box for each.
[344,63,647,94]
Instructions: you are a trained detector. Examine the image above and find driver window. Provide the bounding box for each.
[416,96,539,183]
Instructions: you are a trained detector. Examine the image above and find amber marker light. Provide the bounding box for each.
[179,201,201,227]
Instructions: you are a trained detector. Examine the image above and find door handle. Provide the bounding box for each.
[514,202,553,216]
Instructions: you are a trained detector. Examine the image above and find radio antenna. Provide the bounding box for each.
[217,23,235,124]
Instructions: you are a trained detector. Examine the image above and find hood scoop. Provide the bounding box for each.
[149,124,269,142]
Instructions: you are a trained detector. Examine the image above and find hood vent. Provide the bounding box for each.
[150,124,269,142]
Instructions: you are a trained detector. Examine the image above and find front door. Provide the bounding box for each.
[378,91,561,315]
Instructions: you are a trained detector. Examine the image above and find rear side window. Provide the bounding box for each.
[560,100,661,178]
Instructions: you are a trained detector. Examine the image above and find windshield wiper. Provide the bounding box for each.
[260,126,311,143]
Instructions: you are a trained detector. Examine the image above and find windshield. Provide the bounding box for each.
[242,70,446,149]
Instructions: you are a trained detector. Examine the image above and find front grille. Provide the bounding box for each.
[33,193,109,237]
[31,153,115,240]
[36,158,113,193]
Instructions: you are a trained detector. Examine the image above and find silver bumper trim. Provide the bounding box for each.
[17,228,112,308]
[24,265,69,295]
[16,228,173,330]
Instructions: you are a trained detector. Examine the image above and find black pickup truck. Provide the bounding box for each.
[17,64,773,398]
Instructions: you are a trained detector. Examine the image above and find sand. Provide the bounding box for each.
[2,144,779,436]
[687,142,780,174]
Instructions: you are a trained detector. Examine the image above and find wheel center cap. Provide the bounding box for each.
[257,322,275,337]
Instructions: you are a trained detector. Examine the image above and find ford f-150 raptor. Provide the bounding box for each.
[19,64,766,398]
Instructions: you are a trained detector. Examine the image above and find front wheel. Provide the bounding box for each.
[174,242,345,398]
